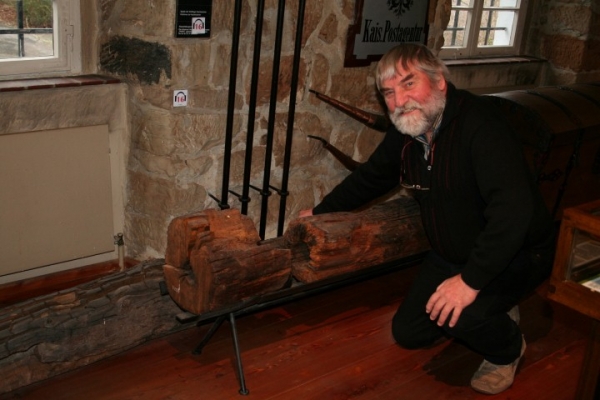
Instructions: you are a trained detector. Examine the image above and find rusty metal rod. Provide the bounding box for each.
[258,0,287,239]
[229,313,249,395]
[277,0,307,236]
[307,135,361,171]
[240,0,267,215]
[217,0,244,210]
[309,89,390,132]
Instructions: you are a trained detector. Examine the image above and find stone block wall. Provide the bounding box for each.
[94,0,598,263]
[528,0,600,84]
[2,1,598,275]
[98,0,386,261]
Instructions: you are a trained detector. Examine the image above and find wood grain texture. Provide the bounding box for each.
[162,197,430,314]
[285,196,429,282]
[2,268,589,400]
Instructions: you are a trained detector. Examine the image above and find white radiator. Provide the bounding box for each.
[0,125,116,280]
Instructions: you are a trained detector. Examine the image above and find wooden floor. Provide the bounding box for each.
[1,265,592,400]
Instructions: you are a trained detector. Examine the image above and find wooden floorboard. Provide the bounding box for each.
[0,265,591,400]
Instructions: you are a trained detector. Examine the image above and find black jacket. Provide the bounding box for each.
[313,83,555,290]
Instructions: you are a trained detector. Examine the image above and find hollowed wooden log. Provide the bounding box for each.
[162,197,430,315]
[162,209,291,315]
[284,196,430,283]
[164,208,261,268]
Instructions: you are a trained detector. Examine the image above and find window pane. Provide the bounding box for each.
[440,0,526,58]
[484,0,518,7]
[453,0,474,7]
[444,9,470,48]
[478,9,516,47]
[0,0,54,59]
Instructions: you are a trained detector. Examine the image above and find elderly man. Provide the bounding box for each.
[300,43,555,394]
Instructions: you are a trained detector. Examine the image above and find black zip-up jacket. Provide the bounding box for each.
[313,83,555,290]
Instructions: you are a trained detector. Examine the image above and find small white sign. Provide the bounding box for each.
[173,90,188,107]
[192,17,206,35]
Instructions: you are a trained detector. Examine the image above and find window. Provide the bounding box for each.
[440,0,529,59]
[0,0,81,79]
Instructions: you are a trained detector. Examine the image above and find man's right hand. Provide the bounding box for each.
[298,209,313,218]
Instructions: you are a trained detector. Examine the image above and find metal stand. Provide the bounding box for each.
[229,313,249,395]
[192,313,249,395]
[192,315,226,355]
[209,0,307,240]
[175,254,425,396]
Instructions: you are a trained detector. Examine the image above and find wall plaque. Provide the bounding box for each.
[175,0,212,38]
[345,0,429,67]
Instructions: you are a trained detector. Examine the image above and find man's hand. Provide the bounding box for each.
[425,274,479,328]
[298,209,313,218]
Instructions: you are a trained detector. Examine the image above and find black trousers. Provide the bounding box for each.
[391,248,549,365]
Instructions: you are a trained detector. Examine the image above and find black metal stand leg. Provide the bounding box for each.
[229,312,249,395]
[193,315,227,355]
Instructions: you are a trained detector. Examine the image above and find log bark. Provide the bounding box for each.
[192,238,291,311]
[284,196,430,283]
[162,209,291,315]
[164,208,261,268]
[162,197,430,315]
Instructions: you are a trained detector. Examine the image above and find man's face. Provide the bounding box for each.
[379,62,446,137]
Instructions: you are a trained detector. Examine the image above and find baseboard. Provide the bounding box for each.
[0,258,138,308]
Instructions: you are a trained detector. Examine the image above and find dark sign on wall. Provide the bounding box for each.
[175,0,212,38]
[345,0,429,67]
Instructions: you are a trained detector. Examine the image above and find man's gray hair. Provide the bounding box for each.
[376,43,450,91]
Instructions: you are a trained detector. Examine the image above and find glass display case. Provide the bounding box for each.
[548,199,600,320]
[569,228,600,292]
[547,199,600,400]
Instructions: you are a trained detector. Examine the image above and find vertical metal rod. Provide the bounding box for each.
[229,313,249,395]
[219,0,244,209]
[450,0,461,46]
[258,0,286,238]
[17,0,24,57]
[240,0,266,215]
[192,315,227,355]
[277,0,307,236]
[483,0,494,45]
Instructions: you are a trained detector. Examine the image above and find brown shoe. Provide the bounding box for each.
[470,335,526,395]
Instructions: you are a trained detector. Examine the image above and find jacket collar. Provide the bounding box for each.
[438,81,460,134]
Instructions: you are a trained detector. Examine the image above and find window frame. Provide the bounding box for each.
[0,0,81,80]
[439,0,529,60]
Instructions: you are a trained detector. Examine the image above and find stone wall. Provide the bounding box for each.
[100,0,385,260]
[0,260,193,394]
[99,0,599,262]
[527,0,600,84]
[2,0,598,278]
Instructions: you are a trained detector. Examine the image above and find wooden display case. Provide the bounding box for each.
[548,200,600,319]
[548,199,600,400]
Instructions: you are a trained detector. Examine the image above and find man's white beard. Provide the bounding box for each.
[389,87,446,137]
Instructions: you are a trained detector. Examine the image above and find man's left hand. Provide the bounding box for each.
[298,209,313,218]
[425,274,479,328]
